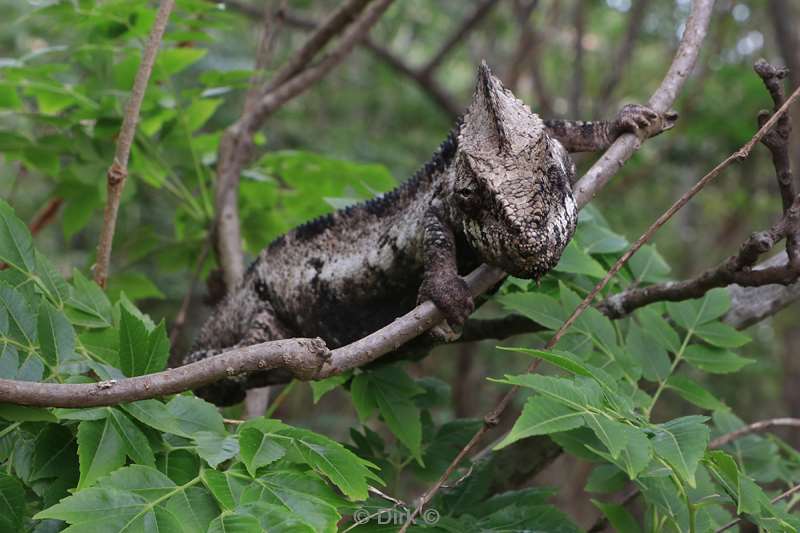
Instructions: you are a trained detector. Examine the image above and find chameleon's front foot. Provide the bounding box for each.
[614,104,678,139]
[418,273,474,339]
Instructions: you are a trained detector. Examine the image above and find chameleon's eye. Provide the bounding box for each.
[457,186,475,199]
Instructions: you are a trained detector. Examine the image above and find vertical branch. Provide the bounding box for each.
[753,59,800,270]
[214,1,286,293]
[596,0,651,111]
[94,0,175,288]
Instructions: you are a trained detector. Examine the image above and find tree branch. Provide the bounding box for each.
[753,59,800,271]
[0,338,329,408]
[710,417,800,448]
[419,0,500,78]
[596,0,652,110]
[93,0,175,288]
[600,195,800,318]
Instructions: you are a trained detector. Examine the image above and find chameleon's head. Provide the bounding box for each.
[452,62,578,279]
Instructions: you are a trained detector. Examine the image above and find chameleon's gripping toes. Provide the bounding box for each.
[185,62,676,405]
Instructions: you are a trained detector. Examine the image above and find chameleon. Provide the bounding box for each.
[186,62,677,405]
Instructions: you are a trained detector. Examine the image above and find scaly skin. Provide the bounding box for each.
[186,63,677,405]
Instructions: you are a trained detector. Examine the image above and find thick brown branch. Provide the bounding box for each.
[93,0,174,288]
[0,338,329,408]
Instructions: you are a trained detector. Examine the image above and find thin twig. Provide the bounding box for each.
[29,197,63,236]
[419,0,500,77]
[399,2,716,528]
[168,242,210,347]
[596,0,652,111]
[710,417,800,448]
[716,483,800,532]
[93,0,175,288]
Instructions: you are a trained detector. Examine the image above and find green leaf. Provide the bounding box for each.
[667,289,731,330]
[652,416,710,487]
[627,322,668,384]
[194,431,239,468]
[37,465,207,531]
[239,427,287,475]
[492,374,602,412]
[693,322,751,348]
[499,347,592,377]
[77,418,127,490]
[310,373,349,404]
[0,403,56,422]
[496,292,566,330]
[106,272,165,302]
[108,408,155,466]
[628,244,671,282]
[683,344,753,374]
[67,269,112,328]
[122,399,184,436]
[613,427,654,479]
[79,327,120,366]
[369,370,423,461]
[240,418,381,501]
[166,395,226,436]
[208,512,262,533]
[0,471,25,532]
[184,97,222,131]
[0,284,36,346]
[0,199,35,274]
[495,396,584,449]
[349,373,376,422]
[576,224,628,254]
[30,423,78,482]
[157,48,207,77]
[202,468,248,510]
[118,306,149,377]
[37,301,75,367]
[34,251,70,306]
[585,465,627,493]
[238,469,343,532]
[554,240,606,278]
[635,308,681,353]
[592,500,640,533]
[666,376,728,411]
[583,413,631,460]
[0,85,22,110]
